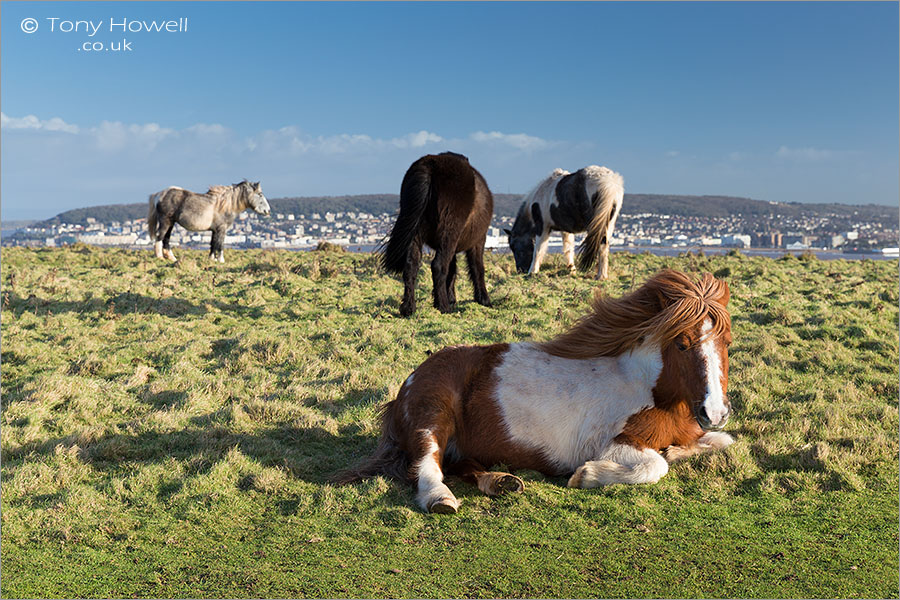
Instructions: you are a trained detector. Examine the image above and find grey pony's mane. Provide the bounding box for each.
[207,182,249,213]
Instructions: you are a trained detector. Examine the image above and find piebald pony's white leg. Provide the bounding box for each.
[414,430,459,513]
[154,241,164,259]
[528,228,552,275]
[567,443,669,488]
[562,232,576,272]
[164,248,177,262]
[663,431,734,463]
[218,249,225,263]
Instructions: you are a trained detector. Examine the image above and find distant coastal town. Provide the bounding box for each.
[4,199,898,257]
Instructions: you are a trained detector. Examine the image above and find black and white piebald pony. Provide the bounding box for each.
[506,166,624,279]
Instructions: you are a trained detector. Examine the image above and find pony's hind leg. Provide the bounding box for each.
[412,428,459,513]
[445,254,458,309]
[430,247,456,313]
[562,232,577,273]
[464,246,491,307]
[448,459,524,496]
[154,215,172,260]
[399,240,422,317]
[568,441,668,488]
[162,222,177,261]
[597,238,610,280]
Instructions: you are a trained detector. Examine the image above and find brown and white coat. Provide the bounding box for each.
[335,269,734,513]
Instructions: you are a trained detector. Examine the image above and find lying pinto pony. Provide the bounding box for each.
[334,269,734,513]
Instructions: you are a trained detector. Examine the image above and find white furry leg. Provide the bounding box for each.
[414,431,459,514]
[163,248,177,262]
[562,232,576,272]
[664,432,734,463]
[218,251,225,264]
[596,243,610,280]
[154,241,164,259]
[568,443,669,488]
[528,229,552,275]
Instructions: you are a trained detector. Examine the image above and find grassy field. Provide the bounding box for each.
[2,245,898,598]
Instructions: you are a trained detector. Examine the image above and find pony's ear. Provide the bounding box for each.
[531,203,543,235]
[719,280,730,306]
[253,181,260,189]
[653,289,673,310]
[503,228,512,236]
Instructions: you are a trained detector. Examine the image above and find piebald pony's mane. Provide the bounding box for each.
[540,269,730,359]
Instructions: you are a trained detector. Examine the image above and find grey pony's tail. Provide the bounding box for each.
[330,404,409,485]
[577,168,625,272]
[147,191,160,239]
[380,161,431,274]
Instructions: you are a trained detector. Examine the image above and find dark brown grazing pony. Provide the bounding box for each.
[334,269,734,513]
[381,152,493,316]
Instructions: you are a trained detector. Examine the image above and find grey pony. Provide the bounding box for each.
[147,180,270,262]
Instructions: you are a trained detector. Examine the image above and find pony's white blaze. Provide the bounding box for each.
[700,318,728,425]
[413,430,457,511]
[493,342,662,471]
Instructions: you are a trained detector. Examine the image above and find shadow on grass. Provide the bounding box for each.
[6,290,260,320]
[5,290,207,318]
[3,409,378,487]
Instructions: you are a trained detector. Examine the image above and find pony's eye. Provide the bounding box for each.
[676,340,688,351]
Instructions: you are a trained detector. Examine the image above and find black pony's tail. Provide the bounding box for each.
[330,404,409,485]
[577,168,625,272]
[147,192,160,239]
[381,161,432,274]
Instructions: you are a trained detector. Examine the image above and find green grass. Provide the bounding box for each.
[2,245,898,598]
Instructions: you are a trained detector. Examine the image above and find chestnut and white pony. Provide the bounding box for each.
[335,269,734,513]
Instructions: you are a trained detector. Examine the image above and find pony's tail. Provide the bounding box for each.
[147,192,159,238]
[381,162,432,274]
[330,407,409,485]
[577,168,624,272]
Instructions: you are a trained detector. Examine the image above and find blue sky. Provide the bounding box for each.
[2,1,897,220]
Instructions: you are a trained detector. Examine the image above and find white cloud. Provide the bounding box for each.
[775,145,835,162]
[1,112,79,133]
[469,130,549,151]
[394,130,444,148]
[93,120,177,151]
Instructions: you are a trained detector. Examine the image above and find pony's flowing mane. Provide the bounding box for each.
[540,269,730,359]
[207,184,232,196]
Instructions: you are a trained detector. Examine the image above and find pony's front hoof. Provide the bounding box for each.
[399,303,415,318]
[428,498,459,514]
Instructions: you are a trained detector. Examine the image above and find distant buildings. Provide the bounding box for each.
[4,206,897,255]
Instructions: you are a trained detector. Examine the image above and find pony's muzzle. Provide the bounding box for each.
[696,405,730,431]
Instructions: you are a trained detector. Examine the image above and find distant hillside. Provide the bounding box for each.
[27,193,900,228]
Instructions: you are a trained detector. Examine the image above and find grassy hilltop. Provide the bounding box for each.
[1,246,898,598]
